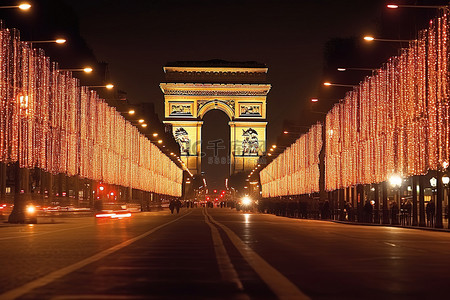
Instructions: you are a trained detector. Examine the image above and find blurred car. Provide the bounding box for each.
[236,196,252,212]
[95,203,131,219]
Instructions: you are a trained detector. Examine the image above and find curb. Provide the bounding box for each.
[329,219,450,233]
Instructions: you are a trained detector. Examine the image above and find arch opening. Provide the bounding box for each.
[201,109,230,191]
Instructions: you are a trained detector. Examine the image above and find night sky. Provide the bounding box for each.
[1,0,448,188]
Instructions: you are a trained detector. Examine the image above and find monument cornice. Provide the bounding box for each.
[163,66,268,73]
[160,83,271,96]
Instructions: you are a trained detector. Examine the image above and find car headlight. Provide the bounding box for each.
[26,205,36,214]
[242,196,251,206]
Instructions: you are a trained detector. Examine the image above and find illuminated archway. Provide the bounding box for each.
[161,61,270,176]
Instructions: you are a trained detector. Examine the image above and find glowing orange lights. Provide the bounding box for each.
[18,3,31,10]
[387,4,399,9]
[324,11,450,191]
[260,123,322,197]
[0,25,183,197]
[261,8,450,196]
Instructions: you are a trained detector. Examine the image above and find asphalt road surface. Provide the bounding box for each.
[1,207,450,299]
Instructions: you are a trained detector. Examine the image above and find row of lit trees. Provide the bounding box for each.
[0,26,183,196]
[260,123,322,197]
[261,9,450,198]
[325,10,449,191]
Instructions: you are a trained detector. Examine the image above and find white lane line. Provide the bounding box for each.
[202,209,246,294]
[0,211,192,300]
[384,242,397,247]
[205,209,310,300]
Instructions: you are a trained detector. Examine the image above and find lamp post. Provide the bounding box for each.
[443,175,450,229]
[27,39,67,45]
[386,4,447,9]
[363,36,414,43]
[323,82,356,88]
[389,175,402,225]
[337,67,374,72]
[0,3,31,10]
[430,172,444,228]
[87,84,114,89]
[58,67,93,73]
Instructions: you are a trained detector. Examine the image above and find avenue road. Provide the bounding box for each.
[1,207,450,299]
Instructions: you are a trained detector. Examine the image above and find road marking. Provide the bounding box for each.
[205,209,310,300]
[202,209,246,294]
[0,211,192,300]
[384,242,397,247]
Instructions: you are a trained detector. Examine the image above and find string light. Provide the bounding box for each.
[324,10,449,191]
[0,25,182,196]
[260,123,322,197]
[261,9,450,195]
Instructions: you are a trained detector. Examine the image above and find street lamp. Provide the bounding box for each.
[88,84,114,89]
[337,67,374,72]
[387,4,447,9]
[27,39,67,44]
[0,3,31,10]
[389,175,402,224]
[323,82,355,87]
[58,67,93,73]
[363,36,414,43]
[430,177,437,188]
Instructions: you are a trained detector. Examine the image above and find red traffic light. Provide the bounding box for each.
[213,189,217,193]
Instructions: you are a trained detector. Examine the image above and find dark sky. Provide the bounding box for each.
[58,0,389,142]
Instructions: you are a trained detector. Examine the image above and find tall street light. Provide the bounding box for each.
[0,3,31,10]
[27,39,67,44]
[387,4,447,9]
[87,84,114,89]
[58,67,93,73]
[389,175,402,225]
[363,36,413,43]
[323,82,355,88]
[337,67,374,72]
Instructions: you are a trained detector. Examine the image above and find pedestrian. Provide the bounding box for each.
[175,199,182,214]
[363,200,373,223]
[405,201,412,225]
[391,202,399,225]
[426,201,435,227]
[169,200,175,214]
